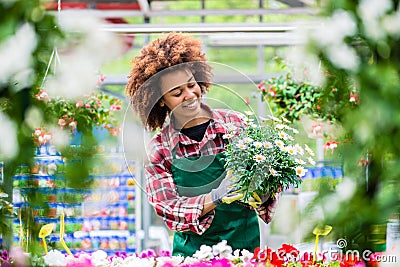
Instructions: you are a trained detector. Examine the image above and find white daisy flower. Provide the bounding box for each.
[269,168,279,176]
[295,158,306,165]
[275,124,286,130]
[263,141,273,149]
[294,144,304,155]
[267,115,281,122]
[274,139,285,148]
[249,122,258,128]
[295,166,308,177]
[243,137,253,143]
[286,145,296,155]
[253,154,266,162]
[308,157,316,165]
[304,144,315,156]
[244,110,254,116]
[253,141,263,148]
[223,133,233,139]
[278,131,289,140]
[244,117,254,123]
[236,143,247,149]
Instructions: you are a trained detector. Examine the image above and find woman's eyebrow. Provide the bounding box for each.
[169,76,195,91]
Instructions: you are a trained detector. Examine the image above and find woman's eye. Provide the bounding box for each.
[173,92,182,96]
[188,83,196,88]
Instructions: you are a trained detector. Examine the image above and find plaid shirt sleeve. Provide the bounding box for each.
[145,133,215,235]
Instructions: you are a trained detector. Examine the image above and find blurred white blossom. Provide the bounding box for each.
[24,106,44,130]
[155,256,184,267]
[326,43,359,70]
[358,0,393,41]
[121,255,155,267]
[382,9,400,37]
[286,45,324,86]
[212,240,233,257]
[0,23,37,89]
[192,244,214,261]
[312,10,357,48]
[336,178,357,201]
[48,126,71,148]
[0,112,18,159]
[42,249,69,266]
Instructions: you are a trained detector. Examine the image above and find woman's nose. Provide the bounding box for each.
[183,87,197,100]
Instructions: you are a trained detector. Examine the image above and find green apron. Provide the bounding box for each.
[171,152,260,257]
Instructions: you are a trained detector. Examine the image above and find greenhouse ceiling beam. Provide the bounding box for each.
[50,7,315,18]
[99,22,310,34]
[101,73,281,86]
[207,32,304,46]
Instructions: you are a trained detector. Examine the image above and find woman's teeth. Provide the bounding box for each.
[183,99,197,109]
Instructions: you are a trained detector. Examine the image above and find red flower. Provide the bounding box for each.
[268,88,277,97]
[324,141,339,154]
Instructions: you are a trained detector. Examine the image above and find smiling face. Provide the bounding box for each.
[160,68,209,129]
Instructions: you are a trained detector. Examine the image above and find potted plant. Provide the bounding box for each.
[222,111,316,206]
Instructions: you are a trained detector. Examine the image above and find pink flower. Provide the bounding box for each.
[10,246,29,267]
[140,249,156,258]
[211,258,231,267]
[110,104,122,111]
[66,257,93,267]
[85,103,91,109]
[349,91,359,103]
[35,90,50,101]
[97,75,106,85]
[76,101,84,108]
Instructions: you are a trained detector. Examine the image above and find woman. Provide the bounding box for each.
[125,32,280,257]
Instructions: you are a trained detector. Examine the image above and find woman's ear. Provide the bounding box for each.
[159,100,165,107]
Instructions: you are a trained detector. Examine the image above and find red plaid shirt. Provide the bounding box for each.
[145,105,280,234]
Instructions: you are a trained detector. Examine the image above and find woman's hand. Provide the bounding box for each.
[211,172,242,205]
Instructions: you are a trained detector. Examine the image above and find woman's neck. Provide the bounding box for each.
[174,108,212,129]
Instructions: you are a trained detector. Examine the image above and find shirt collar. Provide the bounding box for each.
[160,103,230,150]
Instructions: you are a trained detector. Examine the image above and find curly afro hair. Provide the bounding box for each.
[125,32,213,132]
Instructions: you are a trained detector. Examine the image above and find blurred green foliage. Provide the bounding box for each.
[305,0,400,254]
[0,0,111,254]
